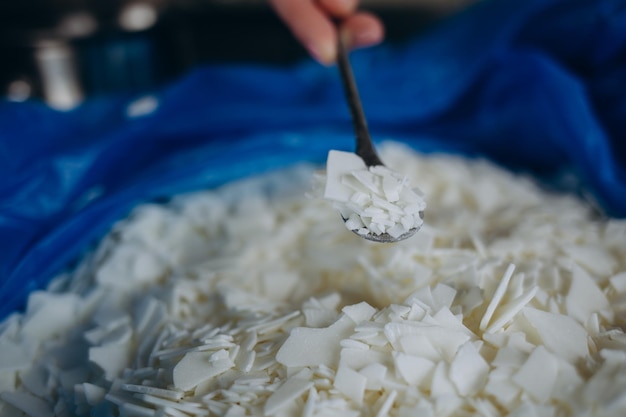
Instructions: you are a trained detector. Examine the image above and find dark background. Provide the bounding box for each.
[0,0,472,107]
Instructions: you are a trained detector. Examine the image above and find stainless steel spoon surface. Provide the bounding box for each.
[335,31,423,243]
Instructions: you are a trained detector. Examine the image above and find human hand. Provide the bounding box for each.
[269,0,385,65]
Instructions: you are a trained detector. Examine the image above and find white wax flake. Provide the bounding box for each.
[2,141,626,417]
[82,383,107,405]
[551,359,584,402]
[303,307,339,328]
[322,150,425,237]
[173,351,234,391]
[434,395,465,417]
[97,242,168,288]
[316,292,342,310]
[0,341,33,372]
[276,316,354,368]
[522,307,589,361]
[338,348,388,371]
[324,150,367,202]
[359,363,388,390]
[485,286,538,334]
[20,292,81,341]
[492,347,527,368]
[449,342,490,396]
[393,352,434,388]
[398,334,440,361]
[0,371,16,393]
[509,401,557,417]
[260,270,299,301]
[342,302,377,324]
[431,361,457,396]
[246,311,300,334]
[339,339,369,350]
[609,271,626,294]
[344,213,365,232]
[512,346,559,403]
[480,264,516,331]
[432,307,473,337]
[375,390,398,417]
[484,368,520,408]
[135,393,205,415]
[351,170,380,194]
[405,286,438,312]
[0,391,54,417]
[264,377,313,415]
[565,264,611,324]
[120,384,183,400]
[333,366,366,405]
[19,367,49,398]
[431,284,458,310]
[89,344,130,380]
[302,387,317,417]
[385,323,471,362]
[562,244,617,277]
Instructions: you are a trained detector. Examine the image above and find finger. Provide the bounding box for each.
[341,12,385,50]
[269,0,337,65]
[316,0,358,18]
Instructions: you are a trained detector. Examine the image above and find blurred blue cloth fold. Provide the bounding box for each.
[0,0,625,319]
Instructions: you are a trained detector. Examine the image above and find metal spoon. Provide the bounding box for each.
[335,31,423,243]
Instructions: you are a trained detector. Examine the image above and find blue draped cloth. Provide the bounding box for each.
[1,0,624,319]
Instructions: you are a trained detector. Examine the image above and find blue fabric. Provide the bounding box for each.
[1,0,625,319]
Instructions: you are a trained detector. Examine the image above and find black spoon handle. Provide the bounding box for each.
[336,30,384,167]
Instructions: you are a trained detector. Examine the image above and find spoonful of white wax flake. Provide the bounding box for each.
[326,30,425,243]
[324,150,425,242]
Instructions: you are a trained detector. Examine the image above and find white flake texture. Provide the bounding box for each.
[0,142,625,417]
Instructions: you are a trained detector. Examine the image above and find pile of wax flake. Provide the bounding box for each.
[1,142,625,417]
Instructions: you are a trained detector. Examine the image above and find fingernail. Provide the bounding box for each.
[333,0,357,12]
[351,27,382,48]
[306,40,336,65]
